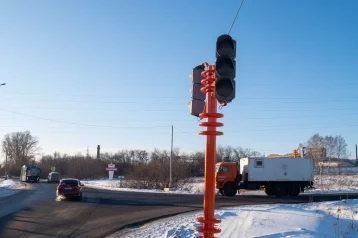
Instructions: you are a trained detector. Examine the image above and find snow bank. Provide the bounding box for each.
[0,179,25,198]
[117,199,358,238]
[0,179,21,189]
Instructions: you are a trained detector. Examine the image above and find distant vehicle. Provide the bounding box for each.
[20,164,41,182]
[56,178,84,200]
[47,172,60,183]
[216,157,314,197]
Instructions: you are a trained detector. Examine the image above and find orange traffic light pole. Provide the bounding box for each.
[196,62,223,238]
[293,149,298,158]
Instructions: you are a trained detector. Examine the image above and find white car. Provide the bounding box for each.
[47,172,61,183]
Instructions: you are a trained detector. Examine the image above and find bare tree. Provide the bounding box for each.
[232,147,262,161]
[134,150,149,163]
[223,145,233,161]
[334,135,348,159]
[323,136,336,158]
[2,131,40,165]
[216,145,225,162]
[305,134,349,173]
[306,134,326,168]
[306,134,348,160]
[217,145,257,162]
[323,136,336,173]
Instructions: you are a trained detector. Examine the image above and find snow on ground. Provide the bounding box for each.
[0,179,25,198]
[116,199,358,238]
[82,179,205,195]
[308,174,358,194]
[83,174,358,195]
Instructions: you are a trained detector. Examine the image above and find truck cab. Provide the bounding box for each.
[215,162,241,196]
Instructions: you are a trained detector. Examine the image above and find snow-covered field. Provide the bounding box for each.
[115,199,358,238]
[83,174,358,195]
[0,179,25,198]
[309,174,358,194]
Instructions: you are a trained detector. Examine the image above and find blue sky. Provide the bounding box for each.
[0,0,357,157]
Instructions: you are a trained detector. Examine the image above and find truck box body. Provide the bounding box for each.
[240,157,314,182]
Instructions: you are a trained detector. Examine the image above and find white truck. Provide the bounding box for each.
[215,157,314,197]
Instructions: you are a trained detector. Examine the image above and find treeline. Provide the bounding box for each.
[305,134,349,159]
[0,131,351,189]
[1,145,261,183]
[0,131,262,188]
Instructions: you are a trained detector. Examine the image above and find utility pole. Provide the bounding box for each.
[355,144,357,165]
[97,145,100,160]
[169,125,173,188]
[4,148,7,180]
[86,146,89,158]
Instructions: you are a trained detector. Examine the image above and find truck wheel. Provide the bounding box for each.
[224,183,237,197]
[274,184,288,197]
[288,185,300,196]
[264,186,274,196]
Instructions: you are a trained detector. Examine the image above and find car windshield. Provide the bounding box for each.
[60,180,78,185]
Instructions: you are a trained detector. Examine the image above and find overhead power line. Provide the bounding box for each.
[248,124,358,132]
[4,97,358,105]
[174,126,198,136]
[0,91,188,99]
[3,106,358,124]
[180,123,358,133]
[228,0,245,35]
[0,108,171,129]
[5,106,358,113]
[5,91,358,101]
[1,108,358,134]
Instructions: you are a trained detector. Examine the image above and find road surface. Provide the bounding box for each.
[1,182,358,238]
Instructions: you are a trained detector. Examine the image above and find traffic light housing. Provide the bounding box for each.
[189,65,205,117]
[215,34,236,104]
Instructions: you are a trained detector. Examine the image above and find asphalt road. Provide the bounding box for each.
[1,182,358,238]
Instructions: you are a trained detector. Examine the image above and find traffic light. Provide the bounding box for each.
[215,34,236,104]
[189,65,206,117]
[293,149,298,158]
